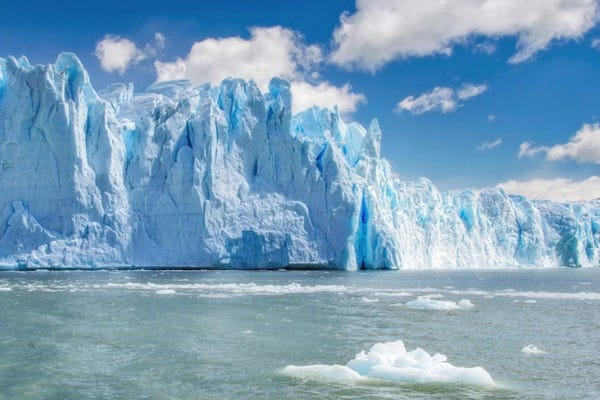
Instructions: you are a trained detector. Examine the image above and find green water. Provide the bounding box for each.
[1,269,599,399]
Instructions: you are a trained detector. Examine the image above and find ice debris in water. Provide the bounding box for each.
[521,345,547,355]
[360,297,379,303]
[155,289,176,295]
[283,340,494,386]
[1,53,600,270]
[404,295,474,310]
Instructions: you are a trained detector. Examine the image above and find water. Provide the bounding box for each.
[1,268,599,400]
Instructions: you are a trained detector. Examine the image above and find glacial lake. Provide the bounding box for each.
[1,268,599,400]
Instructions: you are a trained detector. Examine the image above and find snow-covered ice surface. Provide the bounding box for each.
[1,53,600,270]
[283,340,494,386]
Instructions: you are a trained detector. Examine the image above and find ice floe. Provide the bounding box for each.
[155,289,176,295]
[521,345,547,355]
[360,297,379,303]
[404,295,474,310]
[283,340,494,386]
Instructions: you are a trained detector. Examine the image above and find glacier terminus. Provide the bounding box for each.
[0,53,599,270]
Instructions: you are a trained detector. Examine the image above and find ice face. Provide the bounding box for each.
[0,53,599,269]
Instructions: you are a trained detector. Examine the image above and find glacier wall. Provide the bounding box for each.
[0,53,598,270]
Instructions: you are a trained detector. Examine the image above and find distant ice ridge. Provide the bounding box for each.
[283,340,495,386]
[0,53,599,270]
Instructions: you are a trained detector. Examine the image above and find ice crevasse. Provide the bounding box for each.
[0,53,598,270]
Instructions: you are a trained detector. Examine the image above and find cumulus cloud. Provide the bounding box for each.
[592,38,600,49]
[155,27,309,88]
[95,36,144,74]
[498,176,600,202]
[396,83,487,114]
[331,0,600,70]
[95,33,165,75]
[476,138,502,151]
[154,26,364,114]
[291,81,365,115]
[519,124,600,163]
[518,141,549,158]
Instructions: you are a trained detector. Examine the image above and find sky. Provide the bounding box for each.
[2,0,600,201]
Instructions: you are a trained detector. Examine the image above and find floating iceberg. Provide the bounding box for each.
[521,345,547,355]
[283,340,495,386]
[0,53,599,269]
[404,296,474,310]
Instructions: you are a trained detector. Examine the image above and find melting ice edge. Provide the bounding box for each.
[0,53,599,270]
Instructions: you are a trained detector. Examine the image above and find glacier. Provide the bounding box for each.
[0,53,598,270]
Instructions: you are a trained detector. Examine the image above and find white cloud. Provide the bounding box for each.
[476,138,502,151]
[154,26,363,114]
[546,124,600,162]
[474,41,497,55]
[95,36,145,74]
[498,176,600,202]
[331,0,600,70]
[518,141,549,158]
[291,81,365,115]
[592,37,600,49]
[141,33,166,58]
[155,27,305,89]
[396,87,455,114]
[488,114,496,122]
[95,33,165,75]
[456,83,488,100]
[396,83,487,114]
[154,33,166,50]
[519,123,600,163]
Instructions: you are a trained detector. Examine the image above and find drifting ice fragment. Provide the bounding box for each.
[404,296,475,310]
[521,345,547,355]
[283,340,494,386]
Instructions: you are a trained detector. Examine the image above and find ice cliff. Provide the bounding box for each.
[0,54,598,269]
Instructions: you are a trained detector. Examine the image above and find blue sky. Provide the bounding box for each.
[2,0,600,200]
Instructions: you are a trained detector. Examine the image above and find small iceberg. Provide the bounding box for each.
[404,295,474,311]
[283,340,494,386]
[521,345,547,355]
[155,289,176,295]
[360,297,379,303]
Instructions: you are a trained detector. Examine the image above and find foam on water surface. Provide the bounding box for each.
[0,280,347,296]
[369,287,600,301]
[104,282,347,295]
